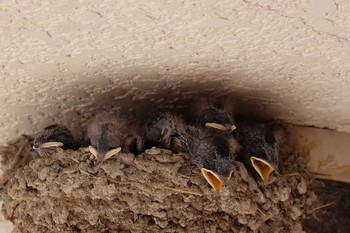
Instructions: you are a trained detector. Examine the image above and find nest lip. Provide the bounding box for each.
[0,135,317,232]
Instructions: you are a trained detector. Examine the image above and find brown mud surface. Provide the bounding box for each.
[304,180,350,233]
[0,135,317,232]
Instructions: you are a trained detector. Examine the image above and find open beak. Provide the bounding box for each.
[89,146,122,162]
[201,168,226,192]
[250,156,275,182]
[33,141,63,149]
[205,123,236,132]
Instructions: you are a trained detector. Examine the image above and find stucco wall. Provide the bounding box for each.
[1,0,350,145]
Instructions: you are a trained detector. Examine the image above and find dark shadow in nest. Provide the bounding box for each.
[81,74,283,125]
[303,180,350,233]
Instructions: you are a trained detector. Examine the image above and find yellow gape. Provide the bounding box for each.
[250,157,275,182]
[201,168,223,192]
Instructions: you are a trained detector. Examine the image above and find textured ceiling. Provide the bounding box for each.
[1,0,350,145]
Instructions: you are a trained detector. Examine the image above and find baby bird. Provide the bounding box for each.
[233,120,279,183]
[33,124,78,156]
[193,96,236,133]
[145,112,186,153]
[176,126,240,192]
[198,107,236,133]
[87,113,144,162]
[87,113,126,162]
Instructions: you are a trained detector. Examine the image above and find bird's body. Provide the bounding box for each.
[177,126,240,192]
[33,124,78,156]
[145,112,186,153]
[233,121,279,183]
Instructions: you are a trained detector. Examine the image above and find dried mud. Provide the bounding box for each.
[0,136,316,233]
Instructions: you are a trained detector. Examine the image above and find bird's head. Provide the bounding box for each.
[88,122,123,162]
[175,127,238,192]
[196,135,238,192]
[199,107,236,133]
[33,124,71,156]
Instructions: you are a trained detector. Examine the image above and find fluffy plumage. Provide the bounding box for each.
[197,107,236,133]
[145,112,186,153]
[87,113,144,161]
[176,126,240,192]
[233,121,279,183]
[193,97,236,133]
[33,124,78,156]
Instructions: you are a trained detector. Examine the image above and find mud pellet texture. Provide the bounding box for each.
[0,139,316,232]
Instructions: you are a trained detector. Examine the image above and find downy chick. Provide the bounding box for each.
[176,126,240,192]
[145,112,186,153]
[87,113,126,162]
[194,97,236,133]
[87,113,144,161]
[198,107,236,133]
[33,124,79,156]
[233,120,279,183]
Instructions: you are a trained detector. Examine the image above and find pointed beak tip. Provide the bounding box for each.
[262,174,273,183]
[213,186,223,192]
[230,125,236,132]
[261,178,268,183]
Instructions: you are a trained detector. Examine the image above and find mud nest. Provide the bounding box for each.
[0,135,317,233]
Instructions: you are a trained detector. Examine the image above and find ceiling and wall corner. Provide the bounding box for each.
[0,0,350,145]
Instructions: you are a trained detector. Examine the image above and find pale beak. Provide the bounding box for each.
[250,156,275,182]
[103,147,122,161]
[205,123,236,132]
[201,168,226,192]
[89,146,121,162]
[89,146,98,158]
[33,141,63,149]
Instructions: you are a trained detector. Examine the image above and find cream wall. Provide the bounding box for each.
[1,0,350,144]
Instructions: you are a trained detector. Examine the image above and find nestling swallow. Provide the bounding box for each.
[198,107,236,133]
[193,96,236,133]
[233,121,279,183]
[145,112,186,153]
[33,124,78,156]
[87,113,127,162]
[176,126,240,192]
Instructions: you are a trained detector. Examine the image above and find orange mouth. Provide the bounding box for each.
[201,168,224,192]
[250,157,275,182]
